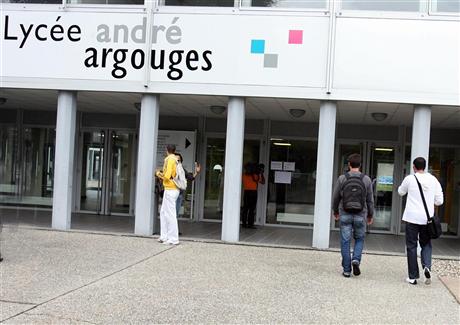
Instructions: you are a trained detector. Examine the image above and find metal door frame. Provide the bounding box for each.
[199,133,264,223]
[332,140,402,234]
[76,128,136,216]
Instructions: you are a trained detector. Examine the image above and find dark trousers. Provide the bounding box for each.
[405,222,432,279]
[242,190,258,226]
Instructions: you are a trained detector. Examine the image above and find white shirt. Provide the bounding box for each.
[398,172,444,225]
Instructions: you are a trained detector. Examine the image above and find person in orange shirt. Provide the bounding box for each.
[241,162,265,229]
[155,144,180,245]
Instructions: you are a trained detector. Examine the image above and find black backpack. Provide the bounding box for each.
[341,172,366,213]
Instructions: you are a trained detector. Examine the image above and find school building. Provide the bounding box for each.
[1,0,459,248]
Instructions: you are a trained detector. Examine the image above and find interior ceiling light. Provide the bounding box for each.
[273,142,292,146]
[210,105,226,115]
[371,112,388,122]
[0,97,7,105]
[375,148,394,152]
[289,108,306,118]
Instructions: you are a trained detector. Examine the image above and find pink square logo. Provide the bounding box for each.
[289,30,303,45]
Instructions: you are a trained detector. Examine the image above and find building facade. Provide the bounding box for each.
[1,0,459,248]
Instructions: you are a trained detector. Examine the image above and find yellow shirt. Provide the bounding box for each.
[156,154,178,190]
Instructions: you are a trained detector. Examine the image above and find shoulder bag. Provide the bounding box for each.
[414,175,442,239]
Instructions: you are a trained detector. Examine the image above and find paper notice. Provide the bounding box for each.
[283,162,295,171]
[270,161,283,170]
[274,171,292,184]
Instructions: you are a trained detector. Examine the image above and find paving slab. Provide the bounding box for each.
[0,227,169,306]
[440,276,460,304]
[4,238,460,324]
[0,301,36,321]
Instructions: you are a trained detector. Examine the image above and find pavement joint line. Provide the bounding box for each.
[0,299,37,306]
[3,224,460,261]
[18,312,97,325]
[0,245,177,323]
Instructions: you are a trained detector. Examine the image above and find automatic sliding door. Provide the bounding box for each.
[203,137,260,220]
[109,131,135,214]
[266,139,317,226]
[80,131,105,213]
[368,145,396,232]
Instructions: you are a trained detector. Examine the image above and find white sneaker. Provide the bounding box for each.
[424,267,431,285]
[157,238,165,243]
[406,278,417,285]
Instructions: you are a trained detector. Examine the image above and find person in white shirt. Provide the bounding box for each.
[398,157,444,285]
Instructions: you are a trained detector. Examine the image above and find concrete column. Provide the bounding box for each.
[221,97,245,242]
[52,91,77,230]
[312,101,337,249]
[134,94,160,236]
[410,105,431,171]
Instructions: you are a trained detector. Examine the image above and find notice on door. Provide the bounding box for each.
[156,130,196,173]
[270,161,283,170]
[274,171,292,184]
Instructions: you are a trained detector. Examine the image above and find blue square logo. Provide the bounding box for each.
[251,40,265,54]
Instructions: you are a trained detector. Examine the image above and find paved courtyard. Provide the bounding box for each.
[1,227,459,324]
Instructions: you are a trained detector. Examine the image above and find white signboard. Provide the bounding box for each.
[156,130,196,173]
[1,10,328,89]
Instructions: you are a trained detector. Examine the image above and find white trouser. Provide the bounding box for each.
[160,189,180,244]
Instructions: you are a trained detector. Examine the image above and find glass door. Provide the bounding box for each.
[20,128,56,206]
[79,129,135,215]
[402,146,460,236]
[367,144,396,232]
[333,142,365,229]
[80,131,106,213]
[108,131,135,214]
[203,137,260,221]
[265,139,318,226]
[334,142,398,233]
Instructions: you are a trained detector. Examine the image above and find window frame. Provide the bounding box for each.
[428,0,460,17]
[238,0,330,13]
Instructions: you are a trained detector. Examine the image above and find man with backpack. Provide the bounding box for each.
[155,144,182,245]
[332,154,374,278]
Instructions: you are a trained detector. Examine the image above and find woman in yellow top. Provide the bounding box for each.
[155,144,180,245]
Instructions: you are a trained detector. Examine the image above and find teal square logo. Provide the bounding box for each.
[251,40,265,54]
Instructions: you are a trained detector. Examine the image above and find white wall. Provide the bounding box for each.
[1,6,459,106]
[333,17,460,105]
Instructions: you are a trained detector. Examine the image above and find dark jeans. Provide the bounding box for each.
[242,190,257,226]
[340,214,366,273]
[405,222,432,279]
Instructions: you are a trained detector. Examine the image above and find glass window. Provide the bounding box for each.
[241,0,326,9]
[163,0,234,6]
[0,126,56,207]
[266,139,317,226]
[0,126,19,204]
[1,1,61,3]
[431,0,460,12]
[66,0,143,4]
[341,0,422,12]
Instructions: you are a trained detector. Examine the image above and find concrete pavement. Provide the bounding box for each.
[1,227,459,324]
